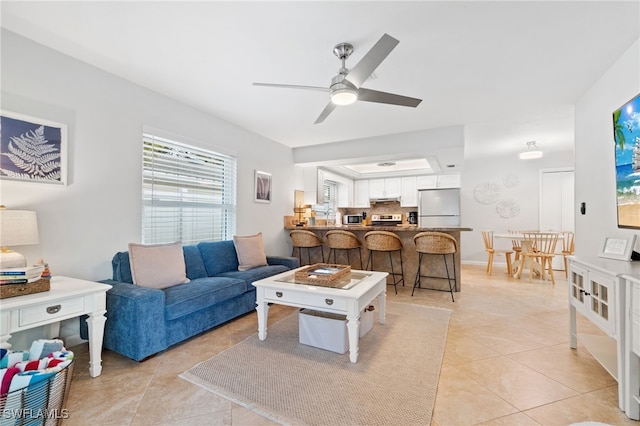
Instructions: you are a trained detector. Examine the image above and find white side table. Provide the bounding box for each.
[0,276,112,377]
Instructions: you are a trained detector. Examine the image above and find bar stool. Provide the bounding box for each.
[325,230,363,269]
[289,230,324,265]
[364,231,404,294]
[412,231,457,302]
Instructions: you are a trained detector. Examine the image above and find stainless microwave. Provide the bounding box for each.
[343,214,363,225]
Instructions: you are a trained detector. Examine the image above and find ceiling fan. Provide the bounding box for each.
[253,33,422,124]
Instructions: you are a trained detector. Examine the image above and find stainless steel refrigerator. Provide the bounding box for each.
[418,188,461,227]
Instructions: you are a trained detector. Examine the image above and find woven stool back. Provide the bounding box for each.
[326,230,362,249]
[414,232,457,255]
[364,231,402,252]
[290,230,323,248]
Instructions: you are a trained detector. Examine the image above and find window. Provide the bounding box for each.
[142,133,236,244]
[314,180,337,217]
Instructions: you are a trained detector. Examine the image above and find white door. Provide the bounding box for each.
[539,169,575,269]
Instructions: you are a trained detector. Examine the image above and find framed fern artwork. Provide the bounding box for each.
[0,111,67,185]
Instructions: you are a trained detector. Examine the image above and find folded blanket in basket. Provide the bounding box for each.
[0,343,74,424]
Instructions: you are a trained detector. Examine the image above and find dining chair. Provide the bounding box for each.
[518,232,559,284]
[481,231,513,276]
[562,231,575,278]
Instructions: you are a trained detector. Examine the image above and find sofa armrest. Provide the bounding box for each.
[267,256,300,270]
[101,280,168,361]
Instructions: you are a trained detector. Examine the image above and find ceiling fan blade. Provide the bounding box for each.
[253,82,330,92]
[344,34,399,88]
[314,102,337,124]
[357,88,422,108]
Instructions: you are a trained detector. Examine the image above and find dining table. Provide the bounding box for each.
[493,232,546,279]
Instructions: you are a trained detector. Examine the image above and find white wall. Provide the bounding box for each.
[460,134,574,263]
[574,39,640,257]
[1,30,298,282]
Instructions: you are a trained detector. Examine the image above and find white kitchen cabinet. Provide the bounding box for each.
[369,177,401,198]
[400,176,417,207]
[416,175,438,189]
[303,166,324,205]
[354,180,370,208]
[437,173,461,188]
[416,173,461,190]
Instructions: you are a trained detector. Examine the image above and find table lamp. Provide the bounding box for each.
[0,206,40,268]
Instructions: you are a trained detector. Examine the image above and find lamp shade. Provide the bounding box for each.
[0,209,39,247]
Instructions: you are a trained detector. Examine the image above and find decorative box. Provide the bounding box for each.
[0,278,50,299]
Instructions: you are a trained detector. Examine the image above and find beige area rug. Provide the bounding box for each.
[180,302,450,426]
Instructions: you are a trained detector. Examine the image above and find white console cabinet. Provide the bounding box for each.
[568,256,640,420]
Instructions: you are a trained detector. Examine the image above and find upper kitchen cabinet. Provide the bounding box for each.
[401,176,418,207]
[416,173,461,189]
[354,180,370,208]
[369,177,401,199]
[303,166,324,204]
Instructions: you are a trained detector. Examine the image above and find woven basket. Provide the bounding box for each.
[0,278,50,299]
[0,360,73,425]
[414,232,457,254]
[364,231,402,251]
[290,230,324,248]
[326,230,362,249]
[294,263,351,287]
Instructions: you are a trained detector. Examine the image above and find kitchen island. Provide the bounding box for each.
[285,224,472,293]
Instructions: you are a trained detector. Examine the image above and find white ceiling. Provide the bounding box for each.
[2,1,639,167]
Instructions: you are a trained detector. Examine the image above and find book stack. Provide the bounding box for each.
[0,265,45,285]
[0,265,48,299]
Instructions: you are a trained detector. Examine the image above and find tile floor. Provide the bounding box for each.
[63,264,638,425]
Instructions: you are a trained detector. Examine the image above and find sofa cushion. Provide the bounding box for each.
[129,242,190,289]
[198,241,240,276]
[217,264,290,285]
[183,244,208,280]
[233,233,268,271]
[163,277,248,321]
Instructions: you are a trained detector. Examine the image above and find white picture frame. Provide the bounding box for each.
[598,235,637,261]
[0,110,67,185]
[254,170,271,203]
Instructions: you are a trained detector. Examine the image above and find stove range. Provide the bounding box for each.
[370,214,402,226]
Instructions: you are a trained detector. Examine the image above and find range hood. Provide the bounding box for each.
[369,197,401,204]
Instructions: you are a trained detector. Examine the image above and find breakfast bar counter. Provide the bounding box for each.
[285,225,472,292]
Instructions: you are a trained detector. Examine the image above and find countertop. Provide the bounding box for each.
[285,225,473,232]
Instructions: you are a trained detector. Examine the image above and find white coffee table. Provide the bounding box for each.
[252,268,387,363]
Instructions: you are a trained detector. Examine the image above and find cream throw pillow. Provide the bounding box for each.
[233,233,268,271]
[128,242,189,289]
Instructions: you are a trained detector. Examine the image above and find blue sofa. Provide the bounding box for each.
[91,240,299,361]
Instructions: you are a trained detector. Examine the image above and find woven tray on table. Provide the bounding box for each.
[0,278,50,299]
[294,263,351,287]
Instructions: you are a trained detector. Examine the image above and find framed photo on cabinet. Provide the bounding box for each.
[598,235,636,261]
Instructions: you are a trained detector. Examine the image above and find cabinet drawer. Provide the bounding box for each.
[19,297,85,327]
[264,288,346,310]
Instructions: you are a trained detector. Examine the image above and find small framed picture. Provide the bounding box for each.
[254,170,272,203]
[0,111,67,185]
[598,235,637,261]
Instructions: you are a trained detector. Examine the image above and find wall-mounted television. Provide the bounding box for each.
[614,92,640,229]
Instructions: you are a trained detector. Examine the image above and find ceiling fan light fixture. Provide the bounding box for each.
[519,141,543,160]
[330,87,358,105]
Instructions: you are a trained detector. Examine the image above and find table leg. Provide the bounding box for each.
[86,309,107,378]
[346,314,360,363]
[256,298,269,341]
[377,290,386,325]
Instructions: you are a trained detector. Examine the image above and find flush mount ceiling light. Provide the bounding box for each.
[519,141,543,160]
[377,161,396,167]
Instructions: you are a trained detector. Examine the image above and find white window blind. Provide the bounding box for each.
[142,133,236,244]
